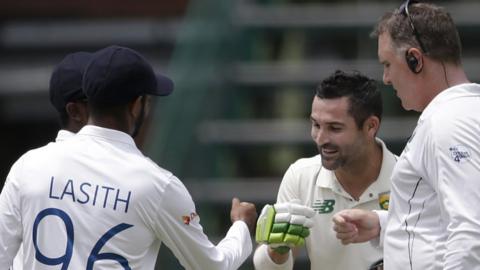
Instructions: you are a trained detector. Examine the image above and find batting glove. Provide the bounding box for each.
[256,200,315,254]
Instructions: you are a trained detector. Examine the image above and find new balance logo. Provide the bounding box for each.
[312,199,335,214]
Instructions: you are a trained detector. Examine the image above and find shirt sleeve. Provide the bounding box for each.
[252,164,296,270]
[0,158,23,267]
[253,244,293,270]
[277,164,301,204]
[428,114,480,269]
[146,176,252,270]
[371,210,388,248]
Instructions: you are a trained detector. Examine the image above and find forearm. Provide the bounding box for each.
[268,246,291,264]
[444,237,480,269]
[159,181,253,270]
[215,220,253,270]
[253,244,293,270]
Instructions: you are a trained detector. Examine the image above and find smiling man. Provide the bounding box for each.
[253,70,397,270]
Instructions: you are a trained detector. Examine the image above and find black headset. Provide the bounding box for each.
[400,0,427,74]
[405,50,420,74]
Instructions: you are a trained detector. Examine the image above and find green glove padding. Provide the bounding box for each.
[256,201,315,254]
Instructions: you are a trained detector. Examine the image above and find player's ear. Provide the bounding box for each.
[405,48,424,74]
[363,115,380,138]
[128,96,144,118]
[66,101,88,125]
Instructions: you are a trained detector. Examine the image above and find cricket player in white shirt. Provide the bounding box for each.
[49,51,92,139]
[253,70,397,270]
[333,1,480,270]
[9,51,92,270]
[0,45,258,269]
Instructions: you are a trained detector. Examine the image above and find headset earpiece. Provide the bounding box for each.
[405,50,420,74]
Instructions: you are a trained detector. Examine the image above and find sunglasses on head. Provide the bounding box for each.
[399,0,428,53]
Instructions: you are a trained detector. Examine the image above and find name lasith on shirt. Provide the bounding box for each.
[48,176,132,213]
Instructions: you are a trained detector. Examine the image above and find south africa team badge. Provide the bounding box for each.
[378,191,390,210]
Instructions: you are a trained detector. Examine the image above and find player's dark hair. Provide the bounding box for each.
[316,70,382,129]
[371,2,462,65]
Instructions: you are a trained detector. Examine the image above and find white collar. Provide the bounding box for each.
[419,83,480,124]
[77,125,136,147]
[55,129,75,142]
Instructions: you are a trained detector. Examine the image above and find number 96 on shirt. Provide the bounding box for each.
[33,207,133,270]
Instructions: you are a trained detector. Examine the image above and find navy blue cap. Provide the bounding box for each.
[82,45,174,105]
[50,52,93,112]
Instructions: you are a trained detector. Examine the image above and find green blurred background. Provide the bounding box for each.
[1,0,479,269]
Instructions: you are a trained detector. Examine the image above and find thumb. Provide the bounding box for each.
[232,197,240,207]
[332,213,347,225]
[333,209,357,225]
[339,209,367,223]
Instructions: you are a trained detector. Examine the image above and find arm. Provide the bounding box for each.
[254,201,314,270]
[253,244,294,270]
[332,209,381,245]
[150,177,256,270]
[371,210,388,247]
[253,161,314,269]
[429,116,480,269]
[267,246,301,264]
[0,160,23,266]
[10,246,24,270]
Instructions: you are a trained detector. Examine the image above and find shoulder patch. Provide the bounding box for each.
[449,145,471,163]
[182,212,198,225]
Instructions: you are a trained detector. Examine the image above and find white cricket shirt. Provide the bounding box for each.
[0,125,252,269]
[383,83,480,270]
[55,129,75,142]
[277,139,396,269]
[10,129,75,270]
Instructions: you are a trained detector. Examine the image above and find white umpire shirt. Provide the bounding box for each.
[380,83,480,270]
[0,125,251,269]
[276,139,396,270]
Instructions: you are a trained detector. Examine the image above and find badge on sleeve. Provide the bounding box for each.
[449,145,471,163]
[378,191,390,210]
[182,212,198,225]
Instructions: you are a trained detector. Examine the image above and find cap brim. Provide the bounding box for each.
[151,73,174,96]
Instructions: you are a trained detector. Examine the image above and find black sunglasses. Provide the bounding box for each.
[399,0,428,53]
[368,259,384,270]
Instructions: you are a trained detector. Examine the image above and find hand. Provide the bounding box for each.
[332,209,380,245]
[230,197,258,233]
[255,200,315,254]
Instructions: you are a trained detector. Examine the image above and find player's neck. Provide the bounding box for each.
[335,142,383,201]
[88,116,131,135]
